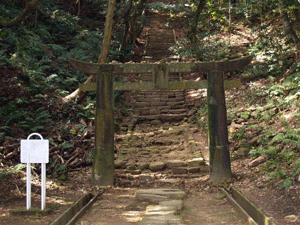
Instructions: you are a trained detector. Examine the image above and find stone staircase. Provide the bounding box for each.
[135,90,186,124]
[134,12,187,124]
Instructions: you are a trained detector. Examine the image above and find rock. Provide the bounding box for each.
[149,109,161,115]
[248,155,267,168]
[140,174,154,181]
[151,119,161,125]
[172,167,187,174]
[136,189,186,202]
[114,159,126,169]
[284,215,299,223]
[199,165,209,173]
[236,118,247,124]
[127,163,136,170]
[142,163,150,169]
[236,148,250,156]
[149,162,166,171]
[187,167,200,173]
[146,205,178,215]
[158,179,179,185]
[160,200,183,210]
[249,134,266,145]
[141,215,183,224]
[121,125,128,132]
[166,160,187,168]
[129,170,142,175]
[187,158,204,167]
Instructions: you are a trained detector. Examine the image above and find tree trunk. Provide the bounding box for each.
[63,0,117,103]
[279,4,300,45]
[189,0,206,44]
[119,0,133,53]
[0,0,42,28]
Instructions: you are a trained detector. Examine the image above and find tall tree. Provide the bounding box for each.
[189,0,206,44]
[63,0,117,103]
[279,1,300,46]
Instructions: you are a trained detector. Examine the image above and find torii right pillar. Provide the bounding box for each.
[207,70,232,183]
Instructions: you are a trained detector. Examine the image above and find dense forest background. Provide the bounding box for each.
[1,0,300,190]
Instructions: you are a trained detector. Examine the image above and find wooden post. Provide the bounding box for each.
[92,70,115,186]
[207,71,232,183]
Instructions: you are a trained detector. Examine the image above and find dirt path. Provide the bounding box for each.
[77,122,247,225]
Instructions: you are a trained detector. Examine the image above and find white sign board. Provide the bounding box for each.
[20,133,49,210]
[21,133,49,163]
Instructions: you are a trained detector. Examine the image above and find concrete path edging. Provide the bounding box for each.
[221,187,276,225]
[50,192,101,225]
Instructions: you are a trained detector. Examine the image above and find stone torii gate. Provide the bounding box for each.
[69,56,252,186]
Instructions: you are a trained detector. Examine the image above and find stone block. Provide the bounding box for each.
[187,167,200,173]
[168,109,186,114]
[167,101,185,106]
[149,109,161,115]
[136,102,149,107]
[166,160,187,169]
[136,189,186,202]
[160,114,185,121]
[152,102,167,106]
[151,120,161,125]
[140,174,153,180]
[140,109,150,115]
[149,162,166,171]
[114,159,126,169]
[172,167,187,174]
[159,200,183,211]
[236,148,250,156]
[199,165,209,173]
[187,158,204,167]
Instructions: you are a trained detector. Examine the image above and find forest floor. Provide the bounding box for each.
[1,5,300,225]
[1,118,299,225]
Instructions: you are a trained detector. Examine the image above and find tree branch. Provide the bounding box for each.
[0,0,42,28]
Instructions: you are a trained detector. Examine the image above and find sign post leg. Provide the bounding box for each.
[26,163,31,210]
[92,71,114,186]
[41,163,46,210]
[207,71,232,183]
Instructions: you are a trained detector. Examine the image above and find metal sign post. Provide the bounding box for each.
[20,133,49,210]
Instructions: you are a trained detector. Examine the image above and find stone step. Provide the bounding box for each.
[147,43,175,47]
[139,108,186,116]
[136,189,186,225]
[135,96,185,102]
[146,55,177,61]
[135,92,184,98]
[139,113,186,121]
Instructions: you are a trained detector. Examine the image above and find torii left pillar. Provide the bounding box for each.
[92,68,115,186]
[69,59,115,186]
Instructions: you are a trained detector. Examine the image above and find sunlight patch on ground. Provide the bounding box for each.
[122,211,144,222]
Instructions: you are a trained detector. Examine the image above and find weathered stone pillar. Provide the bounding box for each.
[207,71,232,183]
[92,70,115,186]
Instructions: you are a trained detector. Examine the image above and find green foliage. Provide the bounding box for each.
[145,2,187,14]
[270,130,300,150]
[0,163,29,179]
[0,0,132,142]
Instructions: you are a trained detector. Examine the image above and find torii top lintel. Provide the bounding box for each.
[68,55,253,75]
